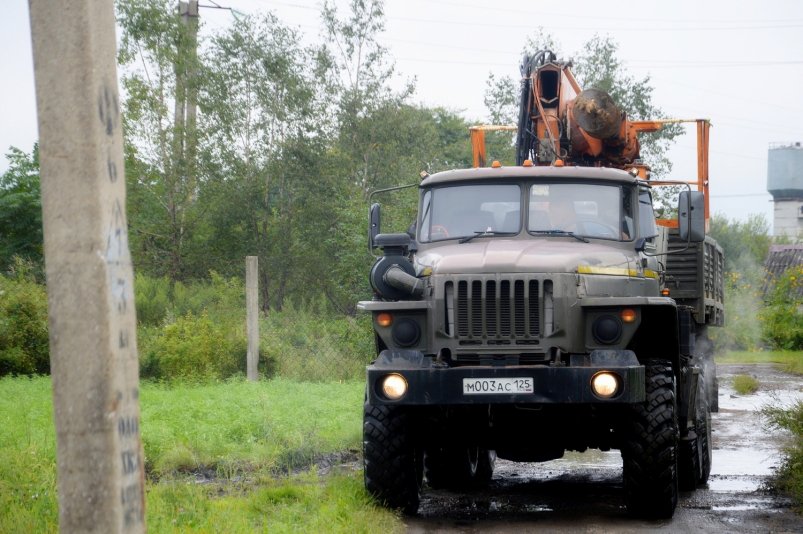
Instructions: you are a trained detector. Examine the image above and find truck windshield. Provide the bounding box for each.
[529,183,632,241]
[419,184,521,242]
[419,182,633,243]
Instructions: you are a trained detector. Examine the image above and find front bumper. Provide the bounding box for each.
[367,349,645,405]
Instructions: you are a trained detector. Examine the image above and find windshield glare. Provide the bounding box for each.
[419,182,632,243]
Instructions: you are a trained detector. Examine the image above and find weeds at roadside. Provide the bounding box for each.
[733,374,759,395]
[763,401,803,511]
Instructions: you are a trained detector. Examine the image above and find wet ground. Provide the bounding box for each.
[407,364,803,533]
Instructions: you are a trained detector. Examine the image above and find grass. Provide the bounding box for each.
[732,374,759,395]
[0,376,401,533]
[716,350,803,375]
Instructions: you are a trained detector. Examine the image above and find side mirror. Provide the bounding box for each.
[678,191,705,243]
[369,203,381,250]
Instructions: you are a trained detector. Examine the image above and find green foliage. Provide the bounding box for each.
[262,308,373,382]
[708,213,772,351]
[139,312,245,381]
[709,213,771,274]
[761,265,803,350]
[0,145,42,273]
[732,374,759,395]
[764,401,803,511]
[134,274,372,382]
[717,351,803,376]
[0,272,49,376]
[134,272,244,326]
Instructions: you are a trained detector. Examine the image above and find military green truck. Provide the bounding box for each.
[359,52,724,519]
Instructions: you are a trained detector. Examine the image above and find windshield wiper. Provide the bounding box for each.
[531,229,590,243]
[458,230,517,244]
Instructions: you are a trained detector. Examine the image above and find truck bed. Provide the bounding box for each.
[663,228,724,327]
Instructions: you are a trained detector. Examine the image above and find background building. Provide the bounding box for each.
[767,142,803,239]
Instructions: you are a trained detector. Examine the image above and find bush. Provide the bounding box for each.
[0,272,49,375]
[139,312,245,381]
[764,401,803,510]
[761,265,803,351]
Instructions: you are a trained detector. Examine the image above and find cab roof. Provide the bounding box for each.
[420,165,639,187]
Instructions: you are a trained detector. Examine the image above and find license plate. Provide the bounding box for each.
[463,377,534,395]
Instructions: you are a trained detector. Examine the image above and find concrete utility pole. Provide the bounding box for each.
[175,0,199,199]
[29,1,145,532]
[246,256,260,381]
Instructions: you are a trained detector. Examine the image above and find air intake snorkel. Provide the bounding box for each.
[370,233,424,300]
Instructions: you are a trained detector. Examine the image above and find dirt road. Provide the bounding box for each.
[406,364,802,533]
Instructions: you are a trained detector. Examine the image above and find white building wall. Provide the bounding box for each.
[774,199,803,239]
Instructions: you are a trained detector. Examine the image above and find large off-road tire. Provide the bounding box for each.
[679,376,712,491]
[622,360,679,519]
[695,329,719,412]
[424,447,495,490]
[696,380,712,485]
[363,404,422,514]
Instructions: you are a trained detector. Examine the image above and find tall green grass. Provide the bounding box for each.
[717,350,803,375]
[141,378,364,476]
[0,376,399,533]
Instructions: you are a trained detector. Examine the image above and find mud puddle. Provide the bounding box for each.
[407,364,803,533]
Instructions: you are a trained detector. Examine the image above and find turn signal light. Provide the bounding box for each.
[376,312,393,327]
[620,308,637,323]
[661,288,671,297]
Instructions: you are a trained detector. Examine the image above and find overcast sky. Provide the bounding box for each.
[3,0,802,230]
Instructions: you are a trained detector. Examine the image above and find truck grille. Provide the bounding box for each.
[446,277,543,342]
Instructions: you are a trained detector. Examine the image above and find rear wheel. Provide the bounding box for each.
[622,360,679,519]
[679,376,712,490]
[424,446,495,490]
[696,381,712,485]
[363,404,422,514]
[695,328,718,412]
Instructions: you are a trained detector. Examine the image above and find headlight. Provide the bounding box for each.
[392,318,421,347]
[591,371,620,399]
[381,373,408,400]
[592,315,622,344]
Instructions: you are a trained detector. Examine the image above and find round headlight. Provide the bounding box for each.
[392,318,421,347]
[592,315,622,344]
[382,374,408,400]
[591,371,620,399]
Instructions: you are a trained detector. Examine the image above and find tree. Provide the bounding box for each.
[0,145,42,273]
[320,0,414,193]
[194,13,324,310]
[117,0,201,280]
[708,213,771,351]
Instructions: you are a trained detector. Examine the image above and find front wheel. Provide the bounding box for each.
[363,404,422,514]
[622,360,679,519]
